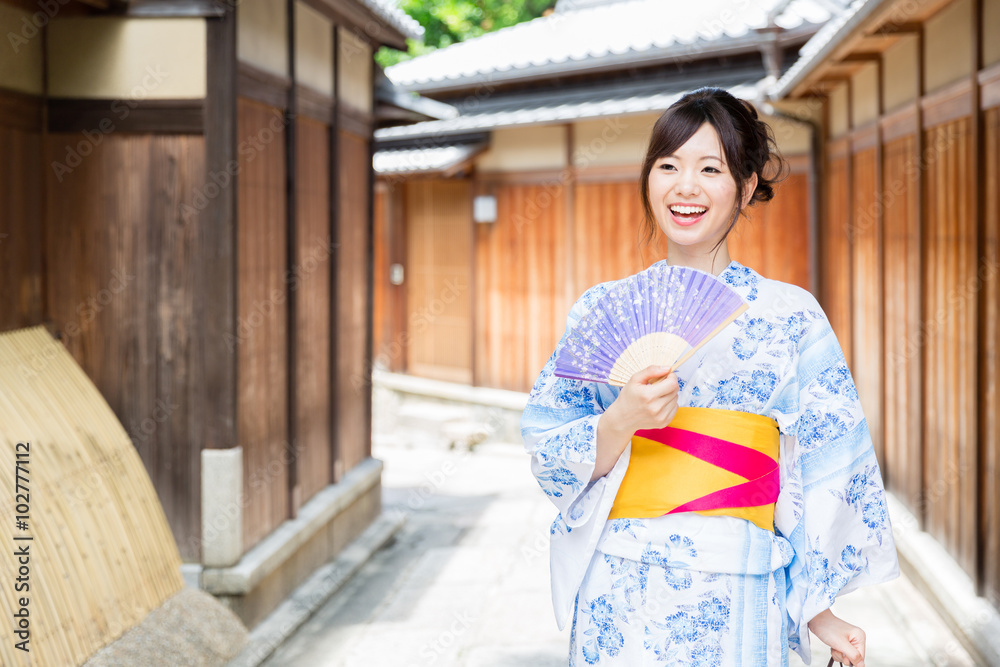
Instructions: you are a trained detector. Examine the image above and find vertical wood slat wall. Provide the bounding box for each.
[379,170,811,393]
[294,115,332,510]
[475,181,567,392]
[44,133,207,560]
[882,131,923,509]
[404,180,473,385]
[822,142,854,365]
[0,93,43,332]
[236,98,289,551]
[851,144,884,465]
[336,129,372,475]
[821,66,1000,597]
[728,170,811,291]
[923,116,978,576]
[983,105,1000,603]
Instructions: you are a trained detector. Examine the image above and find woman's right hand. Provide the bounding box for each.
[592,365,679,480]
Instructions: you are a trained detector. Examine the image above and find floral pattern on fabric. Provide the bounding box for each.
[523,260,899,666]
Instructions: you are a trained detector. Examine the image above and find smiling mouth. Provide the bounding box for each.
[668,204,708,225]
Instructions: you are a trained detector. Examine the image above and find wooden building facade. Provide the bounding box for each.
[0,0,418,627]
[371,0,828,394]
[375,122,813,393]
[774,0,1000,618]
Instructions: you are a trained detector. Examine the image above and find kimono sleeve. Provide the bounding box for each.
[771,292,899,664]
[520,287,617,527]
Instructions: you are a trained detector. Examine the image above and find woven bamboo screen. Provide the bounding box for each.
[0,326,183,667]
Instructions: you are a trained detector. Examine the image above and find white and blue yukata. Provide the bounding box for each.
[521,260,899,666]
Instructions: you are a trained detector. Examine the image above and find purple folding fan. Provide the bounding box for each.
[553,265,748,386]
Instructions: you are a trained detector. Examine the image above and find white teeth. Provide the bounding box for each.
[670,205,707,215]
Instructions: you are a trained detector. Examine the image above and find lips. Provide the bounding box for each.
[668,203,708,226]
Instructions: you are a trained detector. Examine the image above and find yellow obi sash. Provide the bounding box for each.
[608,407,780,532]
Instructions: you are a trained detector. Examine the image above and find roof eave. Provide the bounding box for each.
[300,0,419,50]
[391,23,819,96]
[770,0,893,99]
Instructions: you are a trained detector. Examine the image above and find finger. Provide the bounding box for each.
[630,365,672,385]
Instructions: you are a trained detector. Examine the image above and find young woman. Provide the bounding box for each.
[522,88,899,666]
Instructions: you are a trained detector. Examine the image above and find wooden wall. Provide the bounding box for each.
[379,160,812,394]
[984,105,1000,604]
[44,132,207,560]
[728,169,811,290]
[0,91,43,332]
[294,115,332,510]
[814,17,1000,598]
[851,144,884,464]
[372,183,407,374]
[923,115,978,576]
[572,181,647,290]
[882,131,922,507]
[236,97,289,551]
[475,181,567,392]
[404,179,473,384]
[335,128,372,476]
[822,146,854,364]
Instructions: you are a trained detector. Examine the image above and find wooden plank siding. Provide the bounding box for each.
[881,133,923,512]
[922,116,978,577]
[850,147,884,465]
[983,105,1000,605]
[404,180,473,384]
[294,116,332,507]
[44,133,207,560]
[572,181,648,292]
[475,181,566,392]
[0,91,44,332]
[236,97,289,551]
[729,170,811,290]
[822,149,854,365]
[335,129,372,476]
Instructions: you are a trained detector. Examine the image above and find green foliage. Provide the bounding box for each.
[376,0,557,69]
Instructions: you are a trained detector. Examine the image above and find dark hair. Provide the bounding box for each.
[638,87,787,247]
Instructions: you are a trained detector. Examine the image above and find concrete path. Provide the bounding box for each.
[264,435,978,667]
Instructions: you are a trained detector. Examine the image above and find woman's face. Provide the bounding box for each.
[647,122,753,256]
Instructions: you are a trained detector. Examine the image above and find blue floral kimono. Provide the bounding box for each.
[521,260,899,666]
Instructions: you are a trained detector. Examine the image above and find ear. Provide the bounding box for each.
[741,172,759,208]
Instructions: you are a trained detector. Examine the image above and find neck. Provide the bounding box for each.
[666,241,732,275]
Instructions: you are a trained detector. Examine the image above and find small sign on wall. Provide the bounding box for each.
[473,195,497,223]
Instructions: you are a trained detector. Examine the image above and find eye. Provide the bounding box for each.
[658,163,676,171]
[703,166,721,173]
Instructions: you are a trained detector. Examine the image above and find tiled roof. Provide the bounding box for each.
[361,0,424,41]
[770,0,888,99]
[374,79,762,142]
[374,143,487,174]
[386,0,835,91]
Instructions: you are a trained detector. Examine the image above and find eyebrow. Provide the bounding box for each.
[664,154,724,162]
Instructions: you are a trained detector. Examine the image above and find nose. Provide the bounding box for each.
[674,168,700,196]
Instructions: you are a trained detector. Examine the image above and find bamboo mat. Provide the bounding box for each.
[0,327,184,667]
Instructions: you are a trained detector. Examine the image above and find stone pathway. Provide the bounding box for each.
[263,435,978,666]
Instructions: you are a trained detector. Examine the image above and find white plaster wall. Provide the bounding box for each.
[238,0,288,78]
[48,18,206,99]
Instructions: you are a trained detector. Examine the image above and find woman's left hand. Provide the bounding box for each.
[807,608,866,667]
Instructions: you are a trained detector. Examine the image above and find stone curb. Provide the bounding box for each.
[223,510,407,667]
[887,492,1000,666]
